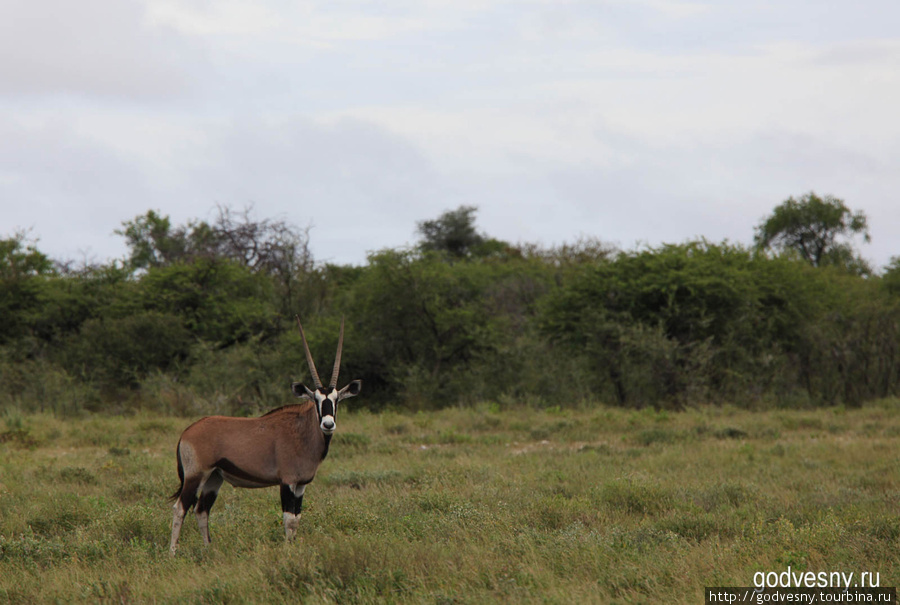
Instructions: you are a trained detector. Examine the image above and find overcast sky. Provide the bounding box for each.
[2,0,898,269]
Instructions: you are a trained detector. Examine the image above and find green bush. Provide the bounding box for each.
[2,213,899,413]
[60,312,191,387]
[540,241,900,408]
[134,258,277,346]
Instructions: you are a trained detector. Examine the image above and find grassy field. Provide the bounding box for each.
[1,401,900,603]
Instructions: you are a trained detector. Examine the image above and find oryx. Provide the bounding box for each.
[168,317,362,555]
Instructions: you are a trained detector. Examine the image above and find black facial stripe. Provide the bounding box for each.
[321,399,335,418]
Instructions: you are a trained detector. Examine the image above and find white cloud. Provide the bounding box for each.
[0,0,206,99]
[0,110,445,265]
[2,0,900,270]
[636,0,710,18]
[146,0,282,36]
[146,0,444,46]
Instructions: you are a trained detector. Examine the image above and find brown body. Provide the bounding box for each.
[178,403,328,489]
[168,317,361,556]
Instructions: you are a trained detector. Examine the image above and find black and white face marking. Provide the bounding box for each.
[291,383,339,434]
[291,379,362,436]
[314,388,339,435]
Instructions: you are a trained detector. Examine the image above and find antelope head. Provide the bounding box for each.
[291,316,361,435]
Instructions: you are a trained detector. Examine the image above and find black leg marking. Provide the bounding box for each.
[179,477,202,512]
[280,484,304,515]
[197,471,224,515]
[196,490,218,516]
[196,472,224,545]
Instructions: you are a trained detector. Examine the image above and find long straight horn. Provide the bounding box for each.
[295,315,322,389]
[329,317,344,389]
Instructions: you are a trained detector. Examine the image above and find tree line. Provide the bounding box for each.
[1,194,899,416]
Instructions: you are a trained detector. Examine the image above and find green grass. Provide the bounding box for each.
[2,402,900,603]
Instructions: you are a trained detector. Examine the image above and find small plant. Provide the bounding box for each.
[0,411,36,447]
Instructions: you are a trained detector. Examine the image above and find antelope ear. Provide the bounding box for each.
[338,380,362,401]
[291,382,315,400]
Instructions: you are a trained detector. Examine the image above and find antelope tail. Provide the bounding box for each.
[168,442,185,503]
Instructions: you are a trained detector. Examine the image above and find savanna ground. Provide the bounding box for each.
[1,402,900,604]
